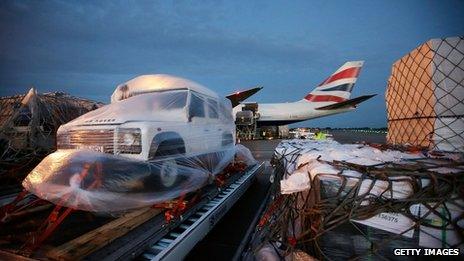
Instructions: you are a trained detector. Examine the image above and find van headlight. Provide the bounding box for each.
[123,132,137,144]
[117,128,142,154]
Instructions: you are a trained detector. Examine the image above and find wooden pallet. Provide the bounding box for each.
[46,207,162,260]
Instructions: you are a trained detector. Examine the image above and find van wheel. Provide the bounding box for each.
[160,159,178,188]
[153,138,185,188]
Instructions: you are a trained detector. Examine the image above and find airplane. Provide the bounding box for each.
[229,61,376,127]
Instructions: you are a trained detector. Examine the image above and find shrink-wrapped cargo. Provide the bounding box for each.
[250,140,463,260]
[0,89,103,187]
[22,75,251,212]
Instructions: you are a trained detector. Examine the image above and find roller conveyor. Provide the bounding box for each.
[140,163,263,261]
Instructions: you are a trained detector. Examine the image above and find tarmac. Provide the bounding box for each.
[187,131,386,260]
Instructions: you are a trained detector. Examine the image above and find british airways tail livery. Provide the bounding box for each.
[231,61,376,126]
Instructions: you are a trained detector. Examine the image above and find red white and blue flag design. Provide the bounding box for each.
[304,61,364,103]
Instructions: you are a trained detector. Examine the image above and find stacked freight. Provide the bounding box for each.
[386,36,464,152]
[247,140,463,260]
[0,88,103,190]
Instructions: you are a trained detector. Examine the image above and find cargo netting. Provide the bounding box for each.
[386,36,464,152]
[0,89,103,190]
[250,140,463,260]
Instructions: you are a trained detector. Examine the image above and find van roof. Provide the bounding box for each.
[111,74,218,102]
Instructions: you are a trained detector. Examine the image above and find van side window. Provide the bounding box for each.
[190,93,205,118]
[207,98,219,119]
[220,99,233,121]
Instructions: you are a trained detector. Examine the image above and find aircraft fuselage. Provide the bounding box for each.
[233,100,354,127]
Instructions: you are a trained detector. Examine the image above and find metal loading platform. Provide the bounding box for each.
[140,163,263,261]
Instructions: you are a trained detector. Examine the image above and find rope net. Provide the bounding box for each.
[386,36,464,153]
[251,141,463,260]
[0,90,102,189]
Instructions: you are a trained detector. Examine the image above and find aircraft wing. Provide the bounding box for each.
[315,94,376,110]
[226,86,263,107]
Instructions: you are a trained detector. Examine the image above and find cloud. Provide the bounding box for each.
[0,0,329,106]
[0,1,325,77]
[1,0,463,127]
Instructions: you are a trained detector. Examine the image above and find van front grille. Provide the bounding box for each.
[57,129,115,153]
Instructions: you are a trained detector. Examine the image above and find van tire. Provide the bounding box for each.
[159,159,178,188]
[152,138,185,188]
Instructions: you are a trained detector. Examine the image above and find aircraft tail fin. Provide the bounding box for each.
[303,61,364,102]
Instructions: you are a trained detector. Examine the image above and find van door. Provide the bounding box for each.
[219,98,235,148]
[206,98,222,151]
[188,92,209,154]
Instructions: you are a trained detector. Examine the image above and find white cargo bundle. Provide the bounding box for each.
[277,139,419,195]
[274,139,463,250]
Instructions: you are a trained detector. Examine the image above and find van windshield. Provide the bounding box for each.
[71,90,189,124]
[124,90,188,112]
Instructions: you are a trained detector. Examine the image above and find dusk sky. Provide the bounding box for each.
[1,0,463,127]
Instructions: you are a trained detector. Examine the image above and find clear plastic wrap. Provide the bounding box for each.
[110,74,218,103]
[255,140,464,259]
[22,148,238,212]
[235,143,257,166]
[22,75,250,212]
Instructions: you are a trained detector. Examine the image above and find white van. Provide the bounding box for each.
[55,75,236,187]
